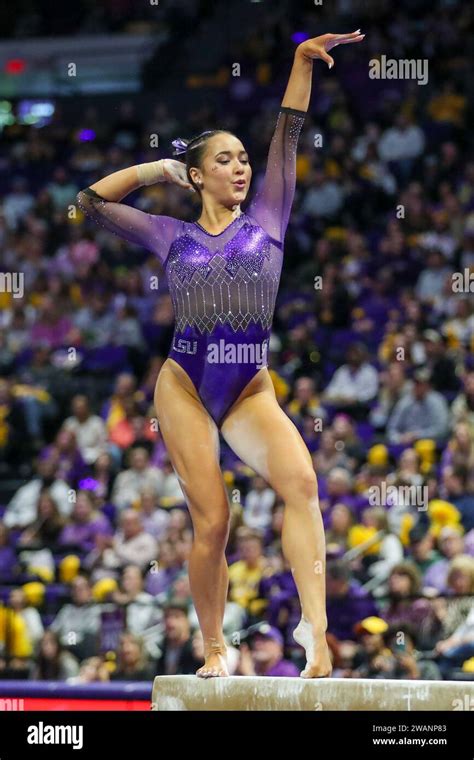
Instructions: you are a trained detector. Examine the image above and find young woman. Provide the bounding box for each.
[78,30,365,678]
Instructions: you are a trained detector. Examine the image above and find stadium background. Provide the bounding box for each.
[0,0,473,707]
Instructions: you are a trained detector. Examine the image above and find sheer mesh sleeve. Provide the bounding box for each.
[76,187,179,264]
[246,106,306,243]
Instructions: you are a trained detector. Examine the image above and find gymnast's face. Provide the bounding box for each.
[191,132,252,207]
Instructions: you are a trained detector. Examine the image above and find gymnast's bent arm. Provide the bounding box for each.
[76,159,190,263]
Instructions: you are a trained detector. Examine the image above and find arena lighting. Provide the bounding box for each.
[78,128,96,142]
[0,101,15,130]
[5,58,26,75]
[17,100,55,128]
[292,32,310,44]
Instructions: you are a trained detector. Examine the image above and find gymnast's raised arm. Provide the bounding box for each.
[247,29,365,242]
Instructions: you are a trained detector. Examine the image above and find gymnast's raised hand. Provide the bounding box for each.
[296,29,365,69]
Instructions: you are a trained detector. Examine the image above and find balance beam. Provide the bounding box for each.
[152,675,474,711]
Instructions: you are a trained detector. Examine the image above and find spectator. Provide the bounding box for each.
[30,296,73,350]
[238,625,299,677]
[313,430,351,476]
[59,489,112,553]
[32,631,79,681]
[145,540,182,597]
[360,507,404,591]
[301,167,344,219]
[8,588,44,652]
[67,656,110,684]
[3,453,71,529]
[415,250,452,305]
[326,503,354,552]
[421,330,459,395]
[86,509,158,577]
[352,616,393,679]
[383,563,438,650]
[370,362,411,431]
[2,177,34,230]
[46,167,79,211]
[387,367,450,444]
[326,560,379,641]
[137,487,171,540]
[384,624,442,680]
[243,476,276,532]
[407,526,442,581]
[18,490,65,550]
[378,113,425,176]
[111,447,164,511]
[63,395,108,465]
[435,604,474,678]
[423,527,465,594]
[441,465,474,532]
[112,564,161,637]
[154,601,201,676]
[228,529,272,617]
[451,371,474,442]
[110,632,155,681]
[49,575,101,660]
[322,343,379,414]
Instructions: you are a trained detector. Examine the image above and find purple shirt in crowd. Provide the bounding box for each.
[59,515,112,553]
[261,658,300,677]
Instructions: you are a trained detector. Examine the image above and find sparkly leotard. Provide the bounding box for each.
[77,106,305,426]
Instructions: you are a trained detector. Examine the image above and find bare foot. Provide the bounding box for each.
[293,617,332,678]
[196,639,229,678]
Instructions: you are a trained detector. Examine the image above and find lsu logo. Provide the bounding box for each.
[173,338,197,354]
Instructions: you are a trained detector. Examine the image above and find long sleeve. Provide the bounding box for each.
[247,106,306,243]
[76,187,179,265]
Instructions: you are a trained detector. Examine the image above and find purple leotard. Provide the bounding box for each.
[77,106,305,426]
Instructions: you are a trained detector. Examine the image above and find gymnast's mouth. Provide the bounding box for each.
[232,180,246,188]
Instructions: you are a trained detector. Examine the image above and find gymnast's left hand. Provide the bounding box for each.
[296,30,365,69]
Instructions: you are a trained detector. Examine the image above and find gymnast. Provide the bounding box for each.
[77,30,365,678]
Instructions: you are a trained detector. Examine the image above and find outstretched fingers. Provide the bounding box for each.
[326,31,365,51]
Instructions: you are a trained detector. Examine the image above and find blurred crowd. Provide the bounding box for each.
[0,0,209,39]
[0,0,473,681]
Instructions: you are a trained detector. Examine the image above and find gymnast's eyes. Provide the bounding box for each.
[217,157,249,164]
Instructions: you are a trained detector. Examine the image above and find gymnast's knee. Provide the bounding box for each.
[191,512,230,550]
[284,468,319,506]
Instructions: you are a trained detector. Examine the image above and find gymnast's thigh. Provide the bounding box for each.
[154,359,228,513]
[220,375,315,498]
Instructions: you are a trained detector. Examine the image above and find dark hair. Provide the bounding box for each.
[172,129,237,193]
[326,559,351,582]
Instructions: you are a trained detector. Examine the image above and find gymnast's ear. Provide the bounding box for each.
[188,166,203,189]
